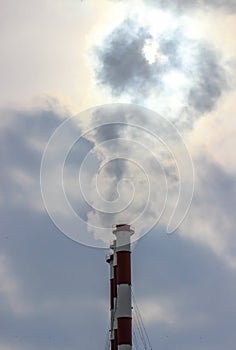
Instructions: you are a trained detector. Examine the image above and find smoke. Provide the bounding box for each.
[75,104,194,243]
[95,20,155,97]
[86,14,234,242]
[95,19,230,126]
[40,9,234,246]
[188,46,228,113]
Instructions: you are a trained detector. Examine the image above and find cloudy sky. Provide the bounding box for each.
[1,0,236,349]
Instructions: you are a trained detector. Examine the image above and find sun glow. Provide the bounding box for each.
[136,6,198,96]
[136,7,179,36]
[163,70,189,91]
[142,39,168,65]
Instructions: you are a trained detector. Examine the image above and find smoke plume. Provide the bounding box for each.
[95,19,230,126]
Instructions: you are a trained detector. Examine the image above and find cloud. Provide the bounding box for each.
[187,45,228,113]
[1,98,236,350]
[94,19,231,126]
[109,0,236,13]
[134,297,177,325]
[0,205,108,350]
[0,98,101,249]
[95,20,155,97]
[0,98,109,349]
[149,0,236,12]
[189,100,236,175]
[131,228,236,350]
[0,255,33,316]
[180,155,236,268]
[0,98,68,212]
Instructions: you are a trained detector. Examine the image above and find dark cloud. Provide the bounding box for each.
[0,206,108,350]
[1,100,236,350]
[0,103,64,208]
[0,100,94,219]
[133,230,236,350]
[0,100,108,349]
[0,101,104,349]
[148,0,236,12]
[188,45,228,113]
[95,20,156,97]
[95,19,230,125]
[191,156,236,257]
[110,0,236,12]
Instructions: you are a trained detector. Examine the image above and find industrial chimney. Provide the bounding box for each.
[107,224,134,350]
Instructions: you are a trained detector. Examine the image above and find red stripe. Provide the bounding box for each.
[117,251,131,285]
[111,338,118,350]
[115,224,131,231]
[111,340,116,350]
[117,317,132,345]
[114,329,118,350]
[110,278,114,309]
[113,265,118,297]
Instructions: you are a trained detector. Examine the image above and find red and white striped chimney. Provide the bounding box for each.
[113,224,133,350]
[107,241,118,350]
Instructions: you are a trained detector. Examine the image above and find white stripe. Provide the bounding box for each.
[115,230,131,252]
[113,297,117,329]
[117,284,132,318]
[118,345,132,350]
[110,329,115,340]
[110,261,114,279]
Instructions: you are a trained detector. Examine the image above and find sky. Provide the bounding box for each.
[1,0,236,349]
